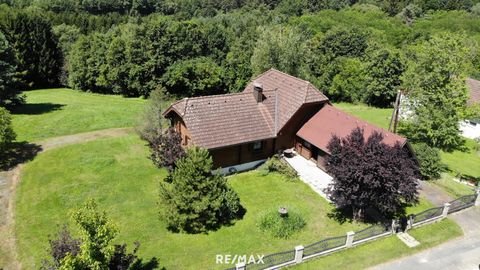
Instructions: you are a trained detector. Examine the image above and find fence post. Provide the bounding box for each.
[294,245,304,263]
[235,262,246,270]
[346,231,355,247]
[442,202,451,218]
[475,188,480,207]
[406,215,413,231]
[391,219,397,234]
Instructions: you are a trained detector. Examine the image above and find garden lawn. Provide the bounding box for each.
[290,218,463,269]
[333,102,393,130]
[16,135,369,270]
[440,138,480,178]
[11,88,147,142]
[432,173,476,199]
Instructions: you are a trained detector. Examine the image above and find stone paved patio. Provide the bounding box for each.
[284,151,333,202]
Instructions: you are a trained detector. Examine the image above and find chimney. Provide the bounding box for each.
[253,82,263,103]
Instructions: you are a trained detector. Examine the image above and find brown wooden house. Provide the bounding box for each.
[163,68,410,171]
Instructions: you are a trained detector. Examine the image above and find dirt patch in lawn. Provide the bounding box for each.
[0,127,134,269]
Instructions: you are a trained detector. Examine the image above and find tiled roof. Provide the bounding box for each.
[163,69,329,149]
[466,78,480,105]
[297,104,407,154]
[243,69,329,130]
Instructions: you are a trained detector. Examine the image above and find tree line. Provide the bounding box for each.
[1,1,480,154]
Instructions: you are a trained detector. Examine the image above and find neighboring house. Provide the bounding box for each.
[400,78,480,140]
[461,78,480,139]
[163,69,409,172]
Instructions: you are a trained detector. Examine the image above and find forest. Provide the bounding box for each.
[1,0,480,107]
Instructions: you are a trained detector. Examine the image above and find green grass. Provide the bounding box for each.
[405,194,436,216]
[431,173,476,199]
[333,102,393,130]
[16,135,370,270]
[290,218,463,269]
[11,88,147,142]
[440,138,480,178]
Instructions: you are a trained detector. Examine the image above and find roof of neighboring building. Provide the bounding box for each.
[466,78,480,106]
[163,68,329,149]
[296,104,407,154]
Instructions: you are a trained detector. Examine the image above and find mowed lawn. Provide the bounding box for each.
[16,135,369,270]
[440,138,480,178]
[333,102,393,129]
[11,88,147,142]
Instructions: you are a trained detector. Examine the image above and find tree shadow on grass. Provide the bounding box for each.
[10,103,64,115]
[131,257,164,270]
[0,142,42,170]
[327,207,383,225]
[166,204,247,234]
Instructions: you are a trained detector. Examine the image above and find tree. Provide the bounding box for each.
[53,24,81,86]
[161,57,225,96]
[326,128,419,220]
[364,47,405,107]
[397,4,423,26]
[148,127,186,173]
[251,25,308,76]
[0,107,15,154]
[0,30,22,107]
[159,147,242,233]
[0,9,62,88]
[61,199,118,269]
[41,225,81,270]
[411,143,446,180]
[329,57,366,102]
[43,200,148,270]
[137,86,167,144]
[400,33,471,150]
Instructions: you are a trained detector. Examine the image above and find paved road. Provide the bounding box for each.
[371,207,480,270]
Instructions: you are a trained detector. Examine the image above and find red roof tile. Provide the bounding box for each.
[467,78,480,105]
[163,69,329,149]
[296,104,407,154]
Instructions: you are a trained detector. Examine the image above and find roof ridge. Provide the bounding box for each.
[268,68,312,85]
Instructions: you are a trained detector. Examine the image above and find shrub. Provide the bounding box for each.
[258,208,306,239]
[412,143,446,180]
[262,155,298,179]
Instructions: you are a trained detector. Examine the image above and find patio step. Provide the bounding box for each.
[397,232,420,248]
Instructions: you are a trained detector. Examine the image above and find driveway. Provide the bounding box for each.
[283,153,333,201]
[371,207,480,270]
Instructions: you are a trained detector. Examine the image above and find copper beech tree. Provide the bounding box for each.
[326,128,419,220]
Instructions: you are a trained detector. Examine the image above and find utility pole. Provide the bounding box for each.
[389,90,402,133]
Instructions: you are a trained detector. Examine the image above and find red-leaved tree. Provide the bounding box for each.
[326,128,419,220]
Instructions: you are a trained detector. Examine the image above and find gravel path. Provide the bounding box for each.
[0,127,134,270]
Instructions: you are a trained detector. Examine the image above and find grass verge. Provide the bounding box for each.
[289,218,462,269]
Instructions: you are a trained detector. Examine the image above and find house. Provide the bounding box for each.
[460,78,480,139]
[163,69,409,172]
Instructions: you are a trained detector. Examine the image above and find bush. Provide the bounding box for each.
[412,143,446,180]
[262,155,298,179]
[258,208,306,239]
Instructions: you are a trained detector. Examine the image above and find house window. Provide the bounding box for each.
[304,141,311,149]
[253,141,263,151]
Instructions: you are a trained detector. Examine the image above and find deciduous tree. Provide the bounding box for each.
[400,33,471,150]
[326,128,419,220]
